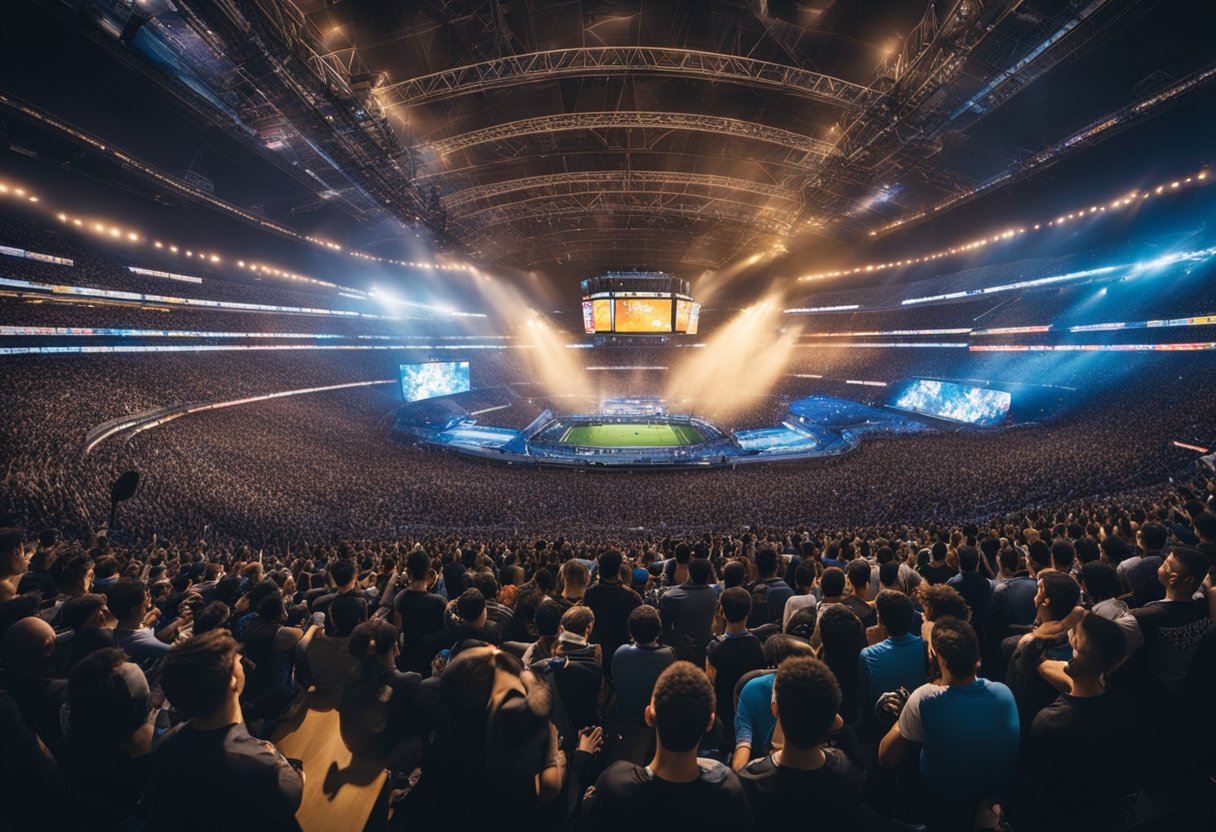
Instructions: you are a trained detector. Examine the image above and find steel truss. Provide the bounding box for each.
[455,192,794,240]
[475,225,772,267]
[444,170,799,213]
[379,47,878,109]
[422,110,838,163]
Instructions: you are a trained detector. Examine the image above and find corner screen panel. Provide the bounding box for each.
[592,299,613,332]
[582,301,595,333]
[399,361,470,402]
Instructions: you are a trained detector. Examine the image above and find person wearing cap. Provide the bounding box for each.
[56,648,154,829]
[583,550,641,680]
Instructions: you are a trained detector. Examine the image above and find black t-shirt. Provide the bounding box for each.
[1020,690,1136,819]
[54,737,150,830]
[544,647,603,748]
[1129,598,1209,696]
[417,619,502,668]
[9,675,68,744]
[737,746,865,831]
[338,662,425,757]
[394,589,447,671]
[241,617,292,698]
[921,562,958,585]
[586,759,751,832]
[747,578,794,628]
[312,590,370,636]
[17,569,55,599]
[705,632,765,724]
[583,581,641,675]
[1008,634,1073,731]
[394,589,447,644]
[842,595,877,629]
[64,626,117,673]
[142,722,303,832]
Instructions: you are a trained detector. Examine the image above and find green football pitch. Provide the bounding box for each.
[559,422,704,447]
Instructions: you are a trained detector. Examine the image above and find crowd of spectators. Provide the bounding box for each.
[1,474,1214,830]
[4,336,1215,549]
[4,204,1216,830]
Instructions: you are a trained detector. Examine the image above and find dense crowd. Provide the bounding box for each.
[3,342,1215,547]
[4,203,1216,831]
[2,474,1214,831]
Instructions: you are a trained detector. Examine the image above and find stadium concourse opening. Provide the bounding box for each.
[3,2,1216,832]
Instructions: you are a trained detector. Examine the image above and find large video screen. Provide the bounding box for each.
[614,297,672,332]
[891,379,1010,426]
[399,361,470,402]
[593,299,613,332]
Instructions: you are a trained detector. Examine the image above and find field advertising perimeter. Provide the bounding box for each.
[559,422,704,448]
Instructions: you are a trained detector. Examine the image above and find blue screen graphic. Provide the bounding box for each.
[399,361,470,402]
[891,379,1010,426]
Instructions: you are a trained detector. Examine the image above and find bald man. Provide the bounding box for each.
[2,616,68,742]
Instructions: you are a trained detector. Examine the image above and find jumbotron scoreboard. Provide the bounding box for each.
[580,271,700,335]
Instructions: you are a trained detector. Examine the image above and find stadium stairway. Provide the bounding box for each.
[272,705,390,832]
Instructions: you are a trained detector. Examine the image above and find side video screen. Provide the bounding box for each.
[399,361,470,402]
[891,379,1010,426]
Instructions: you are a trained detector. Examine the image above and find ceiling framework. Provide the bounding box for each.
[444,171,800,214]
[54,0,1200,280]
[376,46,880,110]
[420,111,839,165]
[460,193,795,242]
[476,224,775,271]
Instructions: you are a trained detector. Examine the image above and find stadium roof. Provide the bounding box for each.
[7,1,1216,284]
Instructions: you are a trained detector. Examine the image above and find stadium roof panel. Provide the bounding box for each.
[9,0,1216,285]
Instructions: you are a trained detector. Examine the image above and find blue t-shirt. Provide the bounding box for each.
[858,633,926,709]
[612,643,676,720]
[734,672,776,752]
[898,678,1020,800]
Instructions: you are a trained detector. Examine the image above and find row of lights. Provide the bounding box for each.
[0,182,40,203]
[800,168,1211,281]
[0,94,471,280]
[35,198,360,291]
[8,171,475,293]
[347,248,472,272]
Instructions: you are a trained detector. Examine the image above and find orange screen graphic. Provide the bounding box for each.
[592,299,613,332]
[614,298,671,332]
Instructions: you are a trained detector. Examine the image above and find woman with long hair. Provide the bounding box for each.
[338,619,426,773]
[405,644,601,828]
